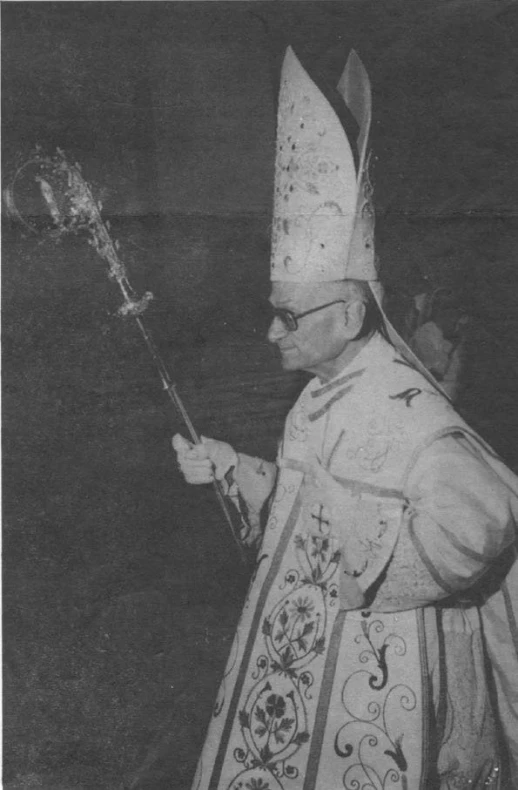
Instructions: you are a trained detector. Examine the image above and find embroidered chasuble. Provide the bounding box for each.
[191,334,518,790]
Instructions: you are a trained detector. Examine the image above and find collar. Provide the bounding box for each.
[307,334,398,422]
[310,332,393,399]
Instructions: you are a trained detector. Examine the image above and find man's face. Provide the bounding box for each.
[267,281,352,380]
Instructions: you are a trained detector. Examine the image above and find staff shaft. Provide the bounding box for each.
[133,316,247,564]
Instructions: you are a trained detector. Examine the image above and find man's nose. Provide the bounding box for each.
[267,315,289,343]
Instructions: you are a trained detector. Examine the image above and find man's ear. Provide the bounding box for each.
[343,299,366,338]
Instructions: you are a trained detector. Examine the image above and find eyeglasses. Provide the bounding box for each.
[269,299,347,332]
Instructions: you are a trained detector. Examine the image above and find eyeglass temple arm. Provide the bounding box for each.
[294,299,347,320]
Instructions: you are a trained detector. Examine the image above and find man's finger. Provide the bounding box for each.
[184,470,214,484]
[178,458,213,474]
[181,459,214,484]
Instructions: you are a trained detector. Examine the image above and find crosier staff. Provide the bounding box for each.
[5,147,247,564]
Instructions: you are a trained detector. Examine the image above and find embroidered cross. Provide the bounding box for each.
[311,504,330,532]
[389,387,422,407]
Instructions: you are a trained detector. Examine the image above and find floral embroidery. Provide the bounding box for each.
[245,778,271,790]
[289,596,315,621]
[231,482,341,781]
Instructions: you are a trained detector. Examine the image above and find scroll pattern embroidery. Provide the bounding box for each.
[333,614,415,790]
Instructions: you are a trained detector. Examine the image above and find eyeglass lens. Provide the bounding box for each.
[271,307,297,331]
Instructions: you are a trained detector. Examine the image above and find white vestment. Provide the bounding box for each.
[191,333,518,790]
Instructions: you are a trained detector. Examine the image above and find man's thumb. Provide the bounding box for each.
[172,433,192,453]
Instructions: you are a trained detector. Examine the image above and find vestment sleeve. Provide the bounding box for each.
[223,454,277,551]
[370,434,517,612]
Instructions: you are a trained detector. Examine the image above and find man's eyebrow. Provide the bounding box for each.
[269,298,294,308]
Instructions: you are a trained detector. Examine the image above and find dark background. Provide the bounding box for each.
[3,2,518,788]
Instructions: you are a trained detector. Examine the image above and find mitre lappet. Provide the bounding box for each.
[271,46,441,389]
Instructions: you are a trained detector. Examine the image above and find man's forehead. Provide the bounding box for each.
[269,281,340,306]
[269,282,299,306]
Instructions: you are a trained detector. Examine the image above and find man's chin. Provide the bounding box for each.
[279,349,301,371]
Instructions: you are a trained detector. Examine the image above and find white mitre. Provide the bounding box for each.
[270,46,375,283]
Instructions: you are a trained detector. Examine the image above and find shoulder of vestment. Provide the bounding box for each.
[303,339,472,488]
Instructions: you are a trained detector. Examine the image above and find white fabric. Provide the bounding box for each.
[270,47,376,283]
[192,334,518,789]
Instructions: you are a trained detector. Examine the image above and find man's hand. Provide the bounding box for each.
[172,434,238,485]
